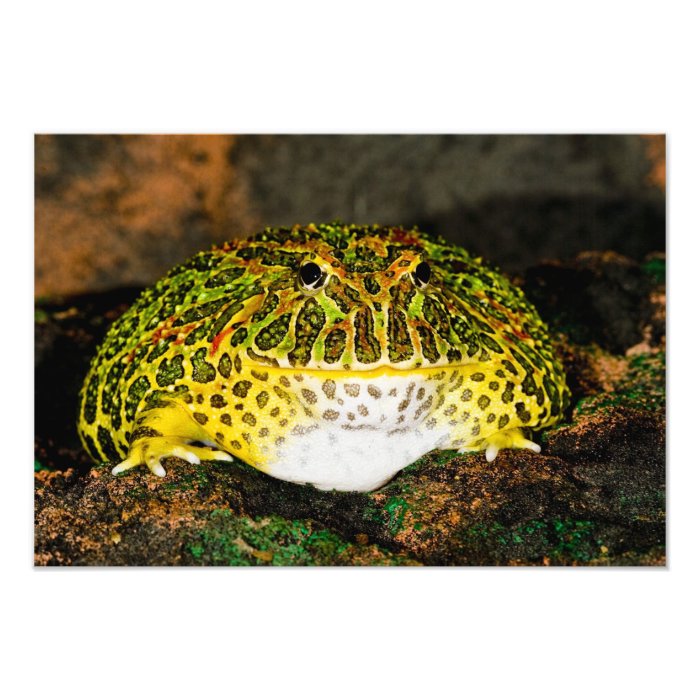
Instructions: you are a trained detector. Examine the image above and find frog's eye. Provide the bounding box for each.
[412,261,431,289]
[298,261,328,293]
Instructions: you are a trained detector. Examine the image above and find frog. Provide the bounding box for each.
[78,222,569,492]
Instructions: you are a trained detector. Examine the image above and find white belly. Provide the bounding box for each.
[261,372,454,492]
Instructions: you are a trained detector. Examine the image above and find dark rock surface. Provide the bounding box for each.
[34,252,666,566]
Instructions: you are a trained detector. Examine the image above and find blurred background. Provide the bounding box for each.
[34,134,665,298]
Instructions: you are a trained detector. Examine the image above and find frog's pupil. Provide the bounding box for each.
[300,262,322,286]
[414,261,431,285]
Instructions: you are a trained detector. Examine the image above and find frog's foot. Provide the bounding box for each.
[481,428,541,463]
[112,437,233,477]
[112,401,233,477]
[458,427,541,462]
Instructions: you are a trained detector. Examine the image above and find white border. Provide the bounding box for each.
[5,2,697,698]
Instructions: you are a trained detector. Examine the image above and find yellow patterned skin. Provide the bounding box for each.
[78,223,569,491]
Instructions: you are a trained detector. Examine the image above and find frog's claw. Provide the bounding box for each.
[112,402,233,477]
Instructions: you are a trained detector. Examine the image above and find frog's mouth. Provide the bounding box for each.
[240,356,479,378]
[238,338,479,376]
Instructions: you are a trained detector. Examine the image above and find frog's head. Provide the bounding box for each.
[222,223,515,371]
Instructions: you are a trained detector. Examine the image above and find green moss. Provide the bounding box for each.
[383,496,410,535]
[184,509,416,566]
[460,518,604,564]
[548,520,600,562]
[160,462,211,493]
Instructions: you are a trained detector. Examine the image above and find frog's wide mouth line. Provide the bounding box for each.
[239,362,483,378]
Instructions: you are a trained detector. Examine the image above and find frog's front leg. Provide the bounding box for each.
[112,400,233,477]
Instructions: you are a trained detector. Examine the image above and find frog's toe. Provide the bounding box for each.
[145,456,168,477]
[181,443,234,463]
[484,444,499,463]
[169,445,203,465]
[112,452,167,477]
[482,428,541,463]
[112,456,141,476]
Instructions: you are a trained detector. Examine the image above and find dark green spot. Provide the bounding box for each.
[480,333,504,354]
[289,297,326,366]
[515,401,531,423]
[210,394,227,408]
[233,380,252,398]
[156,354,185,387]
[543,374,562,417]
[354,305,381,364]
[521,372,537,396]
[230,327,248,346]
[388,308,413,363]
[323,328,347,364]
[255,314,291,351]
[502,359,518,376]
[422,297,451,341]
[535,387,545,406]
[218,353,232,378]
[125,376,151,422]
[97,426,120,461]
[191,347,216,383]
[501,381,515,404]
[131,426,162,441]
[417,326,440,364]
[82,373,99,425]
